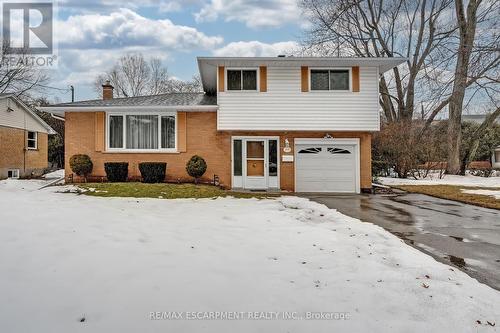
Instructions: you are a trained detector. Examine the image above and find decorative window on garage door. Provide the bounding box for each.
[298,147,322,154]
[327,147,351,154]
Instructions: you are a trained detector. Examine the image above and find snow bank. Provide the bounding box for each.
[43,169,65,179]
[379,174,500,188]
[0,181,498,332]
[461,189,500,199]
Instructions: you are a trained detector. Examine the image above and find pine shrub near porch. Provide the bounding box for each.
[186,155,207,184]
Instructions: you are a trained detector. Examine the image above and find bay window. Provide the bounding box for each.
[107,113,176,151]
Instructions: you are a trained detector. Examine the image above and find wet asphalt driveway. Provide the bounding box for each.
[305,192,500,291]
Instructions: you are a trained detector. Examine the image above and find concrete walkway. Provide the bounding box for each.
[305,192,500,291]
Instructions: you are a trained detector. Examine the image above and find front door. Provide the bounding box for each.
[245,139,267,189]
[232,137,279,190]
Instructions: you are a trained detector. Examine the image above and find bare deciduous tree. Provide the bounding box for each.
[301,0,456,122]
[301,0,499,175]
[94,53,202,98]
[444,0,499,173]
[0,40,49,98]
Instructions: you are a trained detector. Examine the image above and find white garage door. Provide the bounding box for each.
[295,144,358,193]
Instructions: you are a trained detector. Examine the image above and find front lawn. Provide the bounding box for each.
[78,182,278,199]
[1,180,499,332]
[395,185,500,210]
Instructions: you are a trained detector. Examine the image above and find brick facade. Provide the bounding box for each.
[64,111,372,191]
[0,125,49,179]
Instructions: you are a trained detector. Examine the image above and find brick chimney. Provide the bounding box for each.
[102,80,114,100]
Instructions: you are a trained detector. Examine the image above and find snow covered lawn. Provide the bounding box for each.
[461,189,500,199]
[379,174,500,188]
[0,180,499,332]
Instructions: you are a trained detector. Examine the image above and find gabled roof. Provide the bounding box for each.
[39,92,217,114]
[197,56,407,93]
[0,94,56,134]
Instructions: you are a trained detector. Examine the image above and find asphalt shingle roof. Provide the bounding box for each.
[50,92,217,107]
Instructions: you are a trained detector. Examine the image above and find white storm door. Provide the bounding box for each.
[244,139,267,189]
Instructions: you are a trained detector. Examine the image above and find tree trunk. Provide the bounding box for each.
[379,77,396,122]
[445,0,479,174]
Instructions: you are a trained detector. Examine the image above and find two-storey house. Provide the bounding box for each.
[41,56,405,193]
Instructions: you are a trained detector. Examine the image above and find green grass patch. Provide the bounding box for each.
[395,185,500,210]
[78,182,280,200]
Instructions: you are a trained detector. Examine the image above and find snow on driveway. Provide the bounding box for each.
[379,175,500,188]
[0,180,499,332]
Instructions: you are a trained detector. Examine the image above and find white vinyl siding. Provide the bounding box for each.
[0,98,48,133]
[217,66,379,131]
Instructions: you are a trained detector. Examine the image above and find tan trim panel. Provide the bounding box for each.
[352,66,360,92]
[177,111,187,152]
[301,66,309,92]
[259,66,267,92]
[94,111,105,152]
[218,66,225,92]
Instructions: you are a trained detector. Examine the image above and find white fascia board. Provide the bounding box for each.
[39,105,219,113]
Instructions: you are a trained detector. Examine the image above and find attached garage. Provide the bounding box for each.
[295,139,360,193]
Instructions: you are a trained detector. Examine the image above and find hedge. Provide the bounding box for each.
[138,162,167,183]
[104,162,129,182]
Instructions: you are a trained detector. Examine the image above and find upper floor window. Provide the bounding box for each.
[108,113,176,151]
[27,131,37,149]
[227,69,257,91]
[311,69,350,91]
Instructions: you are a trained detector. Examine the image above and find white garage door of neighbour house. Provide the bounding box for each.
[295,139,360,193]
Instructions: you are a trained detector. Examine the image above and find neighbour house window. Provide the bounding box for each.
[227,69,257,91]
[27,131,37,149]
[311,69,350,91]
[8,169,19,179]
[108,114,176,150]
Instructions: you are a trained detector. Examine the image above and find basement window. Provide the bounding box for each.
[27,131,37,149]
[8,169,19,179]
[227,69,257,91]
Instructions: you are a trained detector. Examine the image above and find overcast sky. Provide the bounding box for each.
[46,0,304,102]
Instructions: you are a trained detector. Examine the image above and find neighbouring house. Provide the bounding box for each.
[40,56,405,193]
[0,94,56,179]
[462,114,500,169]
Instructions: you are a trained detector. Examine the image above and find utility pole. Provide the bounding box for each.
[70,85,74,102]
